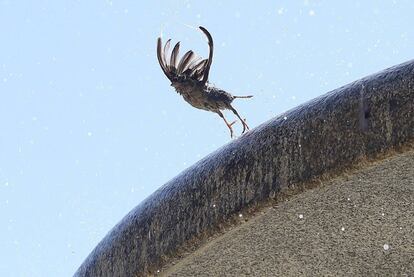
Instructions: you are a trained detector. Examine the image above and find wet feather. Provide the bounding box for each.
[163,39,171,68]
[156,38,168,76]
[169,42,180,71]
[177,50,194,74]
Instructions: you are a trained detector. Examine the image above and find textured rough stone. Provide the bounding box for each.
[74,60,414,277]
[164,150,414,276]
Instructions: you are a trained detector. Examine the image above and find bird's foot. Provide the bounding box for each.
[228,120,237,138]
[241,118,250,134]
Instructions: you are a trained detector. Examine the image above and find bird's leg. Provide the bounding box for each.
[217,111,236,138]
[230,106,250,134]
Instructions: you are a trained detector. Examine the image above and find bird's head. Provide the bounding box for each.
[170,76,181,89]
[170,80,186,91]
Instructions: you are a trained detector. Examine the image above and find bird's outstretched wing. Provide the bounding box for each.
[157,26,214,85]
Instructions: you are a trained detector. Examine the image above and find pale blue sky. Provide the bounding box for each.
[0,1,413,276]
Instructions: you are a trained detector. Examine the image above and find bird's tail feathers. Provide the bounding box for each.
[233,95,253,99]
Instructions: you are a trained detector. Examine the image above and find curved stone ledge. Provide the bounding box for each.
[74,60,414,277]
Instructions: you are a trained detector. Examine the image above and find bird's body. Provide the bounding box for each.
[173,80,233,112]
[157,26,252,137]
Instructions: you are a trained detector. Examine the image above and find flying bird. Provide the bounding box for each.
[156,26,252,138]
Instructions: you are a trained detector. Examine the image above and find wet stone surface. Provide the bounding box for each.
[164,150,414,276]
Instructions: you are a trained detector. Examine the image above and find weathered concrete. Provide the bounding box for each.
[74,60,414,277]
[164,150,414,276]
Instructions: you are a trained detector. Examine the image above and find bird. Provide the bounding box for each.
[156,26,253,138]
